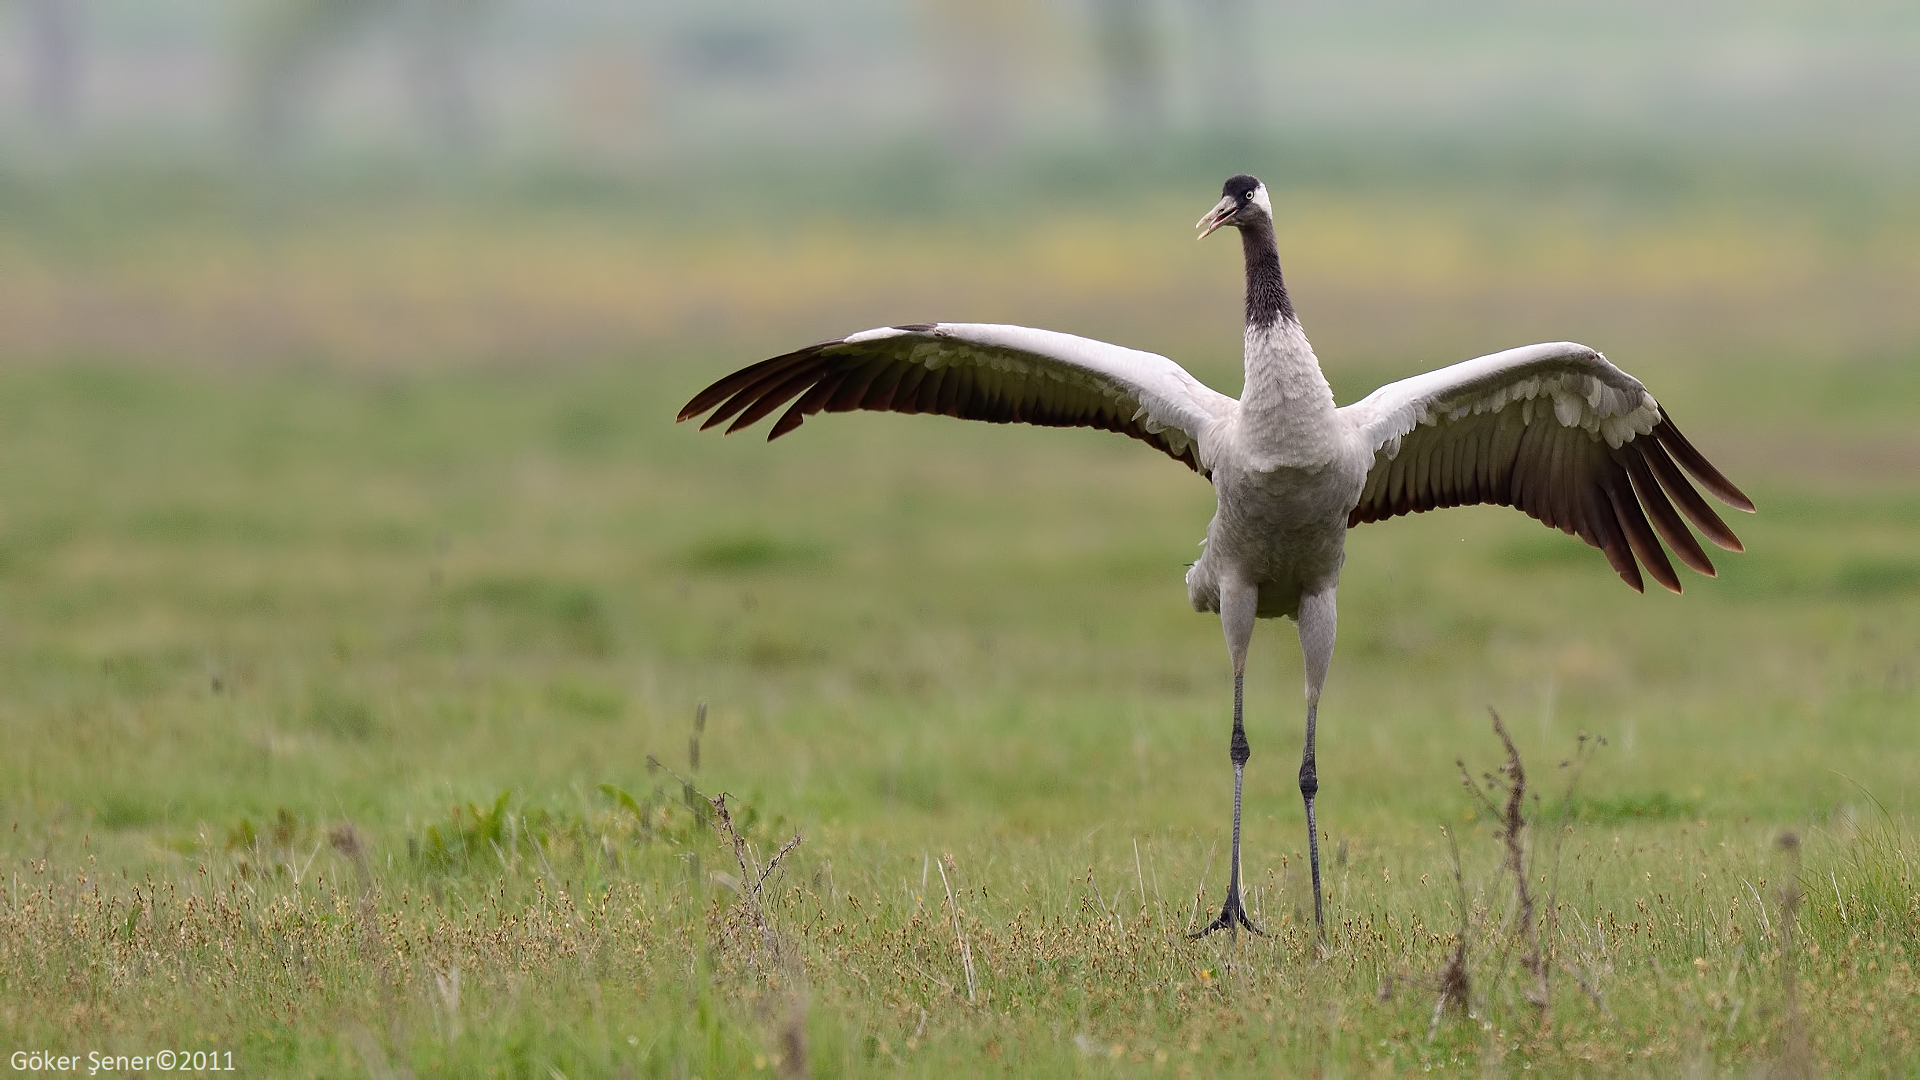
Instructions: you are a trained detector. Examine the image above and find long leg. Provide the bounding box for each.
[1192,578,1263,940]
[1297,586,1338,937]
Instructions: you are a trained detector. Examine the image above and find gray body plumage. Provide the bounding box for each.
[1185,317,1367,621]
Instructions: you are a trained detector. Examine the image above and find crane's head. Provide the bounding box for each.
[1196,174,1271,239]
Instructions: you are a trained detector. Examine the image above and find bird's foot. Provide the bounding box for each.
[1189,889,1264,939]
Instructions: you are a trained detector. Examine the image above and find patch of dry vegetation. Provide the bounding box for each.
[4,747,1913,1075]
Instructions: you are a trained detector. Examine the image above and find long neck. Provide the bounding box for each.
[1240,219,1295,329]
[1236,219,1338,456]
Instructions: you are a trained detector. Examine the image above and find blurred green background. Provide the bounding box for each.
[3,1,1913,797]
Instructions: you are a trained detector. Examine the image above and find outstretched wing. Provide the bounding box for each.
[1338,341,1754,593]
[677,323,1237,474]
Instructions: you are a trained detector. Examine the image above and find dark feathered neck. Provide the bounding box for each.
[1240,219,1295,328]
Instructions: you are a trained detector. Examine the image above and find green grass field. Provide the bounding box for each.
[1,176,1916,1075]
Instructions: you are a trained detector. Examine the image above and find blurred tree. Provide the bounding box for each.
[238,0,494,157]
[924,0,1031,159]
[1092,0,1165,138]
[397,0,492,154]
[1188,0,1261,126]
[238,0,384,154]
[21,0,83,137]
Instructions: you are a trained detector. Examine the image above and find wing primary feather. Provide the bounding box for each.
[920,365,950,415]
[1528,426,1560,525]
[888,363,934,412]
[768,402,809,439]
[1604,465,1681,594]
[936,364,968,415]
[726,367,823,434]
[1510,420,1548,516]
[1467,418,1493,503]
[958,370,996,419]
[701,381,773,431]
[769,367,854,439]
[1567,444,1599,548]
[1442,442,1461,506]
[700,356,816,430]
[1457,421,1484,504]
[1586,483,1643,592]
[825,361,887,412]
[914,365,951,414]
[1620,447,1715,576]
[1570,489,1598,549]
[1504,420,1530,509]
[1447,420,1472,504]
[860,361,912,411]
[1544,427,1575,534]
[1387,448,1412,515]
[1431,432,1456,506]
[1410,442,1432,509]
[1489,411,1526,505]
[1642,438,1743,552]
[678,351,809,421]
[1654,418,1754,512]
[695,353,817,425]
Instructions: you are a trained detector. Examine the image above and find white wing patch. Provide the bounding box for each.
[841,327,913,345]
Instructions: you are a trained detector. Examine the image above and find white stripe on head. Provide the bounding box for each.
[1250,183,1272,217]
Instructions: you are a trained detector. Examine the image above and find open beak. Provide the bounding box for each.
[1196,195,1237,239]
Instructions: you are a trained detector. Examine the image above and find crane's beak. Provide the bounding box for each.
[1196,195,1238,239]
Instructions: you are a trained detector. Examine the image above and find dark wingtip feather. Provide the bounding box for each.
[1616,481,1683,594]
[679,357,786,422]
[679,340,845,428]
[1585,486,1642,593]
[1640,437,1744,553]
[1620,447,1716,578]
[768,403,807,440]
[698,400,746,431]
[1655,418,1755,513]
[677,391,720,423]
[724,369,817,435]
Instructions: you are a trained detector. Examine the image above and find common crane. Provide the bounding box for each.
[677,174,1753,941]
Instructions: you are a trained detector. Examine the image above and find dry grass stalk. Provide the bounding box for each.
[705,790,803,970]
[1538,731,1602,1016]
[935,853,978,1003]
[690,700,707,773]
[329,820,407,1045]
[652,728,810,1075]
[1428,826,1473,1045]
[1458,708,1549,1017]
[647,746,804,971]
[1774,831,1812,1079]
